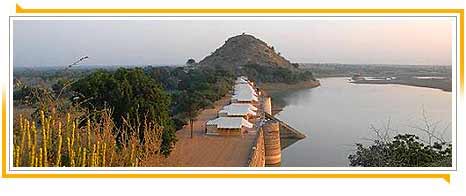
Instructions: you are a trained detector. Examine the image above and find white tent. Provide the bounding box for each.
[235,77,249,84]
[231,76,258,103]
[234,83,256,93]
[219,104,257,117]
[231,93,258,102]
[228,103,258,111]
[206,117,253,129]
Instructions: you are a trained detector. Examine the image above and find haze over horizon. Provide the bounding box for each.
[13,19,454,67]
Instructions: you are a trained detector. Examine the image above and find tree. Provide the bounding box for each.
[177,91,205,138]
[142,65,234,132]
[186,58,196,66]
[71,68,176,156]
[239,64,316,84]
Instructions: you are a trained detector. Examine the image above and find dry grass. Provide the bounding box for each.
[13,108,164,167]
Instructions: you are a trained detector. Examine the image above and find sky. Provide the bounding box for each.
[13,18,454,67]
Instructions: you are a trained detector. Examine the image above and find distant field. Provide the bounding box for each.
[300,63,452,91]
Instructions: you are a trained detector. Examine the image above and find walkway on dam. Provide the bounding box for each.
[155,95,258,167]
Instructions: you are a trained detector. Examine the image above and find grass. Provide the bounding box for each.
[13,108,164,167]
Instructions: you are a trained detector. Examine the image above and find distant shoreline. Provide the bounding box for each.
[350,79,452,92]
[260,76,452,117]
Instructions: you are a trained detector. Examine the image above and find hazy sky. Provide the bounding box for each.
[13,19,454,67]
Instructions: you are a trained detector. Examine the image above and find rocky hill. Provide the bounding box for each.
[199,34,298,70]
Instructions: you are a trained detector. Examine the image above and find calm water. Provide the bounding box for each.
[274,77,452,167]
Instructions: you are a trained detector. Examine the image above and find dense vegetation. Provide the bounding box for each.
[71,68,176,156]
[144,66,235,130]
[55,66,234,155]
[13,69,169,166]
[348,134,452,167]
[238,64,316,84]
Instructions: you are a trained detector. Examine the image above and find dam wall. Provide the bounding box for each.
[247,92,303,167]
[247,128,265,167]
[248,121,282,166]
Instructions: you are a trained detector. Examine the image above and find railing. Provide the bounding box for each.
[264,112,306,139]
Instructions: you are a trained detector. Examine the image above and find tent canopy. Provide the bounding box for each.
[219,104,257,116]
[206,117,254,129]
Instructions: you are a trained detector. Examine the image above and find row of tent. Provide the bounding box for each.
[205,76,259,135]
[231,76,259,103]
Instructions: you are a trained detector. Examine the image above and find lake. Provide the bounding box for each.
[273,77,452,167]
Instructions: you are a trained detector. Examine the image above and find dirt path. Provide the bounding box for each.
[156,95,257,167]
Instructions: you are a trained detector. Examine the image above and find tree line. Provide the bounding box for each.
[69,66,235,155]
[13,63,318,158]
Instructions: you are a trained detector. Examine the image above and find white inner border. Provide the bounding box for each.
[7,14,459,174]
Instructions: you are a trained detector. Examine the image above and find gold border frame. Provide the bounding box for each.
[2,4,463,182]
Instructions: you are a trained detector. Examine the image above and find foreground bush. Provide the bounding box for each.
[348,134,452,167]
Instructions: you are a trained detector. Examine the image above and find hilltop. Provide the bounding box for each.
[198,34,298,70]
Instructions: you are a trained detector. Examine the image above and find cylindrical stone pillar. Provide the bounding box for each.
[264,121,281,165]
[264,96,272,115]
